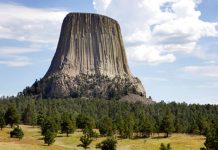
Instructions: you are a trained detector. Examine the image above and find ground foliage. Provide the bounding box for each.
[0,96,218,139]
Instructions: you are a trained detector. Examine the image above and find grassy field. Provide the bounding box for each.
[0,125,205,150]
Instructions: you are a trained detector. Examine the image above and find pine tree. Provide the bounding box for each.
[22,103,37,126]
[76,113,95,129]
[138,115,152,138]
[0,112,5,130]
[61,112,76,136]
[98,116,113,136]
[160,112,174,137]
[41,117,58,136]
[44,130,56,146]
[5,105,20,128]
[79,129,93,149]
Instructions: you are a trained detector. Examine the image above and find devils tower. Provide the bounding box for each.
[23,13,147,101]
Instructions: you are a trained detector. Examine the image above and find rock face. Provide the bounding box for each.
[24,13,147,100]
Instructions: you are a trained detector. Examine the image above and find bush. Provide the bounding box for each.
[44,130,56,146]
[10,127,24,140]
[159,143,172,150]
[96,137,117,150]
[79,134,93,149]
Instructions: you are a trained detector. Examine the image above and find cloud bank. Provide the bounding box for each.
[93,0,218,64]
[0,3,67,67]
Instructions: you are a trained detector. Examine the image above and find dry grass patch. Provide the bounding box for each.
[0,125,205,150]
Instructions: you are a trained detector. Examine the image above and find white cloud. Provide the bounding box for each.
[0,47,40,56]
[0,3,67,44]
[0,56,31,67]
[0,3,68,67]
[127,45,175,64]
[182,65,218,77]
[93,0,111,12]
[93,0,218,64]
[142,76,168,81]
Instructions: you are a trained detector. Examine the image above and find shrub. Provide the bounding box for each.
[10,127,24,140]
[79,134,93,149]
[159,143,172,150]
[44,130,56,146]
[96,137,117,150]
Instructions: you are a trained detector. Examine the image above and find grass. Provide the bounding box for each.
[0,125,205,150]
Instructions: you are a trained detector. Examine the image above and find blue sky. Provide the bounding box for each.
[0,0,218,104]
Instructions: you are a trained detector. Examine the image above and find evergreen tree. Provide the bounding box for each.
[204,126,218,150]
[80,128,93,149]
[197,115,209,135]
[114,114,125,137]
[83,126,98,140]
[98,116,113,136]
[138,115,152,138]
[22,103,37,126]
[160,112,174,137]
[61,112,76,136]
[0,112,5,130]
[41,117,58,136]
[122,114,134,138]
[76,113,95,129]
[44,130,56,146]
[5,105,20,128]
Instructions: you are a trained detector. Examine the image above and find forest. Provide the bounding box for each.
[0,96,218,149]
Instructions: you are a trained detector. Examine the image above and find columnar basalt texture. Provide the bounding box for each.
[25,13,147,100]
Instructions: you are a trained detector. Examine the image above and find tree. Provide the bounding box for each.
[98,116,113,136]
[160,112,174,137]
[83,126,98,140]
[44,130,56,146]
[190,121,200,134]
[41,117,58,136]
[5,105,20,128]
[114,114,135,138]
[22,103,37,126]
[76,113,95,129]
[37,112,46,126]
[96,137,117,150]
[159,143,172,150]
[10,127,24,140]
[204,126,218,150]
[61,112,76,136]
[0,112,5,130]
[197,115,209,135]
[79,133,93,149]
[138,116,152,138]
[114,114,125,137]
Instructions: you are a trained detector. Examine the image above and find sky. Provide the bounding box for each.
[0,0,218,104]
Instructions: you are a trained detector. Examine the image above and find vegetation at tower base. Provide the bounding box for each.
[0,96,218,141]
